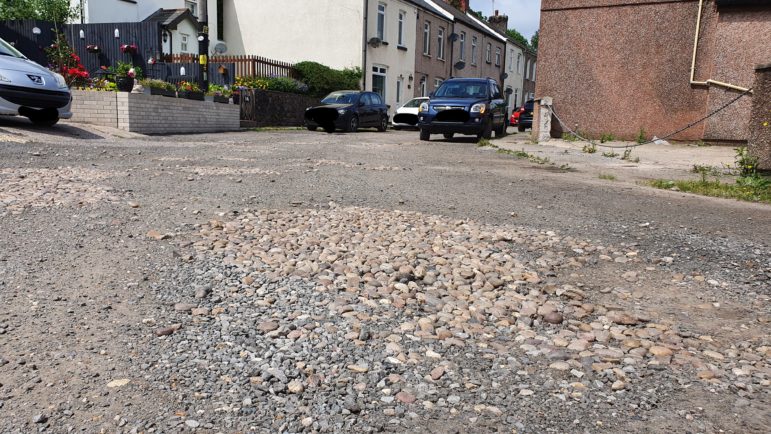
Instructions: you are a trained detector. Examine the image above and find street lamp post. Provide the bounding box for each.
[197,27,209,92]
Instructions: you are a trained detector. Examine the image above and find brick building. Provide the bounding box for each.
[536,0,771,142]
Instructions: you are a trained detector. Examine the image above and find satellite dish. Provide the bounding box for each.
[454,61,466,70]
[368,37,382,48]
[448,33,459,42]
[214,42,228,54]
[500,72,509,80]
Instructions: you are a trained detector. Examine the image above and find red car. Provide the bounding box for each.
[510,106,523,126]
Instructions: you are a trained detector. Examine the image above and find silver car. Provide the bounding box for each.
[0,37,72,126]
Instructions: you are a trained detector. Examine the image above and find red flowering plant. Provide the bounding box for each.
[44,31,89,87]
[119,43,138,55]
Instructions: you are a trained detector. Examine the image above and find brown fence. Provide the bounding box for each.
[164,54,299,79]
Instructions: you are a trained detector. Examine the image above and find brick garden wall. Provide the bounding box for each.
[69,91,240,134]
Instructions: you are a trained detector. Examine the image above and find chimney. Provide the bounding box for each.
[444,0,469,12]
[488,10,508,35]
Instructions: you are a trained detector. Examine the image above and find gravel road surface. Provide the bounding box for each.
[0,120,768,433]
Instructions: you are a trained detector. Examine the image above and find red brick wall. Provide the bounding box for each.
[537,0,769,142]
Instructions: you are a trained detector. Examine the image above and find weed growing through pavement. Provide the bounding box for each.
[636,128,647,144]
[582,143,597,154]
[621,149,639,163]
[477,138,493,148]
[600,133,615,143]
[602,151,619,158]
[599,173,617,180]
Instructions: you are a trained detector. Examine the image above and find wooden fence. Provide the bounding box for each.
[0,20,57,66]
[164,54,299,79]
[66,22,163,78]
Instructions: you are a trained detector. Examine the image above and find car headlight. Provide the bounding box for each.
[53,73,68,89]
[419,102,428,113]
[0,71,11,83]
[471,103,486,114]
[337,108,347,115]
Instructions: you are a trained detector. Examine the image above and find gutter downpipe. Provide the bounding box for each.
[362,0,369,90]
[690,0,752,93]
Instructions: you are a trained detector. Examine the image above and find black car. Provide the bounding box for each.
[305,91,389,133]
[518,99,535,132]
[417,77,508,141]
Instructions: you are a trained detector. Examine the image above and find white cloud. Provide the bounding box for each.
[468,0,541,39]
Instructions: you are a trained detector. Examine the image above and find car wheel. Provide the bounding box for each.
[307,126,317,131]
[377,116,388,132]
[29,114,59,127]
[495,123,506,138]
[347,115,359,133]
[477,120,492,140]
[393,125,401,131]
[419,128,430,141]
[518,124,526,132]
[443,133,454,140]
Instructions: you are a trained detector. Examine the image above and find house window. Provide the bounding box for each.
[372,65,387,100]
[420,77,427,96]
[398,11,405,46]
[486,43,491,63]
[396,77,403,104]
[508,49,513,72]
[185,0,197,17]
[181,33,189,52]
[516,53,521,73]
[459,32,466,61]
[437,27,445,60]
[377,3,386,40]
[514,88,519,108]
[217,0,224,41]
[495,47,501,66]
[423,22,430,55]
[434,78,443,89]
[471,36,477,65]
[524,60,529,79]
[532,62,536,81]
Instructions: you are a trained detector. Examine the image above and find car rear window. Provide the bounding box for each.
[524,100,534,110]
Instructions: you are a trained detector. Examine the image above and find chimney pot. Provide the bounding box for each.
[495,10,499,16]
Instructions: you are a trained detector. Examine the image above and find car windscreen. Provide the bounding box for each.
[0,38,26,59]
[321,92,358,104]
[434,82,488,99]
[524,100,535,110]
[402,98,425,108]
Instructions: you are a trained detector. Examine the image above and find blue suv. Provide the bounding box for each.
[418,78,507,141]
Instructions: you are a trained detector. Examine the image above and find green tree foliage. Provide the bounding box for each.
[294,62,362,98]
[506,28,529,49]
[0,0,79,22]
[530,30,539,51]
[470,9,487,21]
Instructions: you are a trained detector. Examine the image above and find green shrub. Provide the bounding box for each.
[294,61,361,97]
[235,76,308,94]
[600,133,615,143]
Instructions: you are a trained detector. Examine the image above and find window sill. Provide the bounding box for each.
[438,58,445,62]
[423,53,431,58]
[397,45,408,51]
[381,41,389,46]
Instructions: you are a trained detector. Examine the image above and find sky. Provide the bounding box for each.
[468,0,541,39]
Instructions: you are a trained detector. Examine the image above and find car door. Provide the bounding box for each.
[368,92,386,125]
[489,83,505,127]
[357,93,373,126]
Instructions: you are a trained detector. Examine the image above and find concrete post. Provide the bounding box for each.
[748,63,771,171]
[533,96,552,143]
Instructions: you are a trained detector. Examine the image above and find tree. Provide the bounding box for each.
[470,9,487,21]
[530,30,539,51]
[506,28,529,49]
[0,0,79,23]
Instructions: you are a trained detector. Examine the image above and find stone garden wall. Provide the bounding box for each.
[748,64,771,170]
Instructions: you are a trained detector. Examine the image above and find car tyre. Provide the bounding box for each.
[29,114,59,127]
[377,116,388,132]
[443,133,454,140]
[347,115,359,133]
[518,124,526,132]
[419,128,430,141]
[477,120,492,140]
[495,122,506,138]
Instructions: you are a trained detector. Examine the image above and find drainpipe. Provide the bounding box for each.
[449,22,455,79]
[690,0,752,93]
[362,0,369,90]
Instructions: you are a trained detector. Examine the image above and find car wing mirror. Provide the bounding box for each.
[429,92,435,98]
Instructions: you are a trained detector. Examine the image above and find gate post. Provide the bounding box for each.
[533,96,553,143]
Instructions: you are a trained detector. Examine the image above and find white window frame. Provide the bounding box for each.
[532,62,536,81]
[434,78,443,89]
[486,43,491,63]
[396,77,403,104]
[495,47,501,66]
[514,88,519,108]
[180,33,189,52]
[524,60,529,79]
[517,53,521,73]
[459,32,466,61]
[509,49,514,72]
[377,3,386,41]
[398,10,406,46]
[471,36,477,65]
[185,0,198,17]
[372,65,387,101]
[437,27,445,60]
[420,78,427,96]
[423,22,430,55]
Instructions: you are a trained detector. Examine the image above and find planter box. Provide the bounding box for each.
[116,77,134,92]
[150,87,177,98]
[179,91,205,101]
[213,95,230,104]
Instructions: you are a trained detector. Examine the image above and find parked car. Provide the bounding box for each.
[305,90,389,133]
[417,77,507,141]
[518,99,535,132]
[0,37,72,126]
[391,96,428,130]
[510,107,522,126]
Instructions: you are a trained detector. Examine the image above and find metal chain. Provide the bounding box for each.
[549,87,753,149]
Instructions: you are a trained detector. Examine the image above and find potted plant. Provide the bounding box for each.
[85,44,101,54]
[206,84,232,104]
[177,81,204,101]
[119,43,138,55]
[140,79,176,97]
[112,61,143,92]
